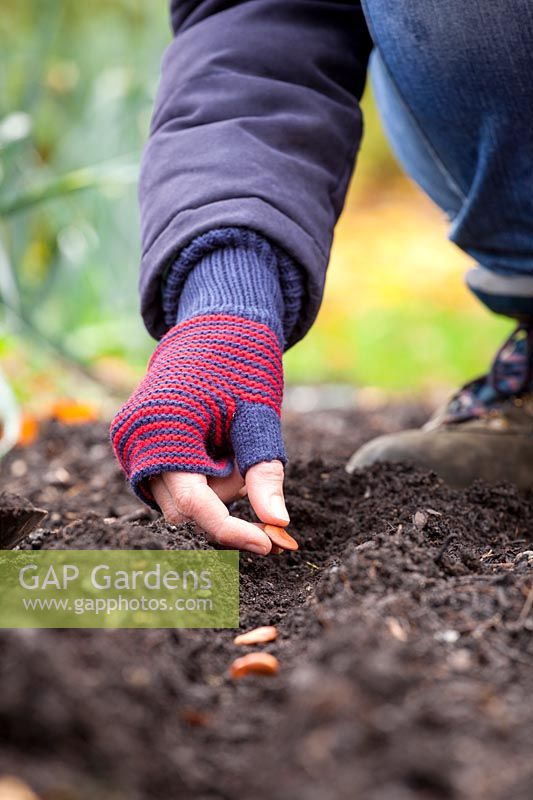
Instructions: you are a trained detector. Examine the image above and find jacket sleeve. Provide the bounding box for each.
[139,0,372,342]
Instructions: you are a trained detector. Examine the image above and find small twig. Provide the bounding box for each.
[434,534,456,565]
[471,613,502,640]
[487,637,533,668]
[515,585,533,629]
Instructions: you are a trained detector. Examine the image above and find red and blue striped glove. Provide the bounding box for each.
[111,313,285,507]
[111,229,306,515]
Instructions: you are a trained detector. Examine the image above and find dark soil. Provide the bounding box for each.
[1,405,533,800]
[0,491,47,549]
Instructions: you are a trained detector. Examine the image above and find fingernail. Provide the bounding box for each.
[246,541,268,556]
[270,494,290,524]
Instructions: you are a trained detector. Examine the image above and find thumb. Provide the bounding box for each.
[230,401,289,524]
[245,460,290,527]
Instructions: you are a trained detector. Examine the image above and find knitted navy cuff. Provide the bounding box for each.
[175,232,284,345]
[162,228,306,349]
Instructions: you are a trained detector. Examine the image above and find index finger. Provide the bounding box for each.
[161,472,272,555]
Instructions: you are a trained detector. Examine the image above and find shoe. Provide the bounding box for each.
[346,324,533,490]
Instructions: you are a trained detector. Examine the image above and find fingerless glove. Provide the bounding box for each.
[111,229,294,507]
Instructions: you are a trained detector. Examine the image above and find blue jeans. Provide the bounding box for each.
[369,26,533,320]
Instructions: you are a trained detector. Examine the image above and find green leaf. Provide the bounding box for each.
[0,160,138,216]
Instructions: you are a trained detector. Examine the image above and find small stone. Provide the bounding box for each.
[435,629,460,644]
[448,648,472,671]
[386,617,408,642]
[123,666,151,687]
[45,467,70,486]
[10,460,28,478]
[515,551,533,565]
[413,511,428,529]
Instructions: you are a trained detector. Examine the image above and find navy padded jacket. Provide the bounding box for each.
[138,0,372,343]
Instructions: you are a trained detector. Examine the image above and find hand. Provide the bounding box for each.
[111,313,288,554]
[149,459,289,555]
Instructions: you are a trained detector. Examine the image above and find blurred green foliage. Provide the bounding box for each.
[0,0,164,376]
